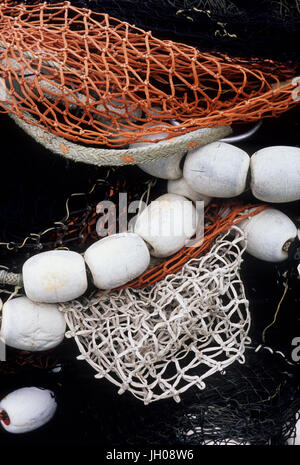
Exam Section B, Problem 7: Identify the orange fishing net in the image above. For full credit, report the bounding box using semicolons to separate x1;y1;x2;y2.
0;1;298;148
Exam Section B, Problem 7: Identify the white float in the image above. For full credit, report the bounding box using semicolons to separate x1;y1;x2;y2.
183;141;250;197
239;209;297;262
23;250;88;303
134;193;198;258
0;296;66;351
167;177;212;205
250;146;300;203
131;122;186;180
84;232;150;290
0;387;57;434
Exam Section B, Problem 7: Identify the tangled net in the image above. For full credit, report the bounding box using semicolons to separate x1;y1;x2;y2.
20;0;300;63
0;160;265;288
69;347;299;445
173;351;300;445
0;167;151;269
0;162;264;378
133;351;300;445
61;225;250;404
0;1;298;152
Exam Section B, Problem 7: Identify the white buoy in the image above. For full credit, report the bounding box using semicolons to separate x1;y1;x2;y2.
131;122;186;180
23;250;88;303
137;150;185;180
239;209;297;262
250;146;300;203
84;232;150;290
183;141;250;197
0;387;57;434
134;193;198;258
0;296;66;351
167;177;212;205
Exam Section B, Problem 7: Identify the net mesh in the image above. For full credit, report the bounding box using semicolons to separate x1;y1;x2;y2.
135;350;300;445
60;225;250;404
20;0;300;63
0;1;299;445
0;1;298;151
0;162;266;288
0;167;151;270
0;162;298;440
0;164;264;375
61;335;300;445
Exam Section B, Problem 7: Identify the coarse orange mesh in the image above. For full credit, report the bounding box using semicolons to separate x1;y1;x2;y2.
0;1;298;148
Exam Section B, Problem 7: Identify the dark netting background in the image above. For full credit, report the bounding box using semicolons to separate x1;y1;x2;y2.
0;105;299;446
21;0;300;65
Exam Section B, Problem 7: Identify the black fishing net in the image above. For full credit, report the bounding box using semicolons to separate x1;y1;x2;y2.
1;345;299;446
21;0;300;63
128;350;300;446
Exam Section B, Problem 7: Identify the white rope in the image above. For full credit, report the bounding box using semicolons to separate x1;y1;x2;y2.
60;225;251;404
8;111;230;166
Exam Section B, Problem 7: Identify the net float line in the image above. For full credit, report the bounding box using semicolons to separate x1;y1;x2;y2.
0;1;298;150
0;197;267;293
91;201;267;293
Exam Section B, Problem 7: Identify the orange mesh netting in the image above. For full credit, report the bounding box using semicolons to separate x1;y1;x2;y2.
0;1;298;148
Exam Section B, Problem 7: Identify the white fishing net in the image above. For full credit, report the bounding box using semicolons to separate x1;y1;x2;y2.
60;225;251;404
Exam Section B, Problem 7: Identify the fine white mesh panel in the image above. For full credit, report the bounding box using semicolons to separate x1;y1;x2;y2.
61;225;250;404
